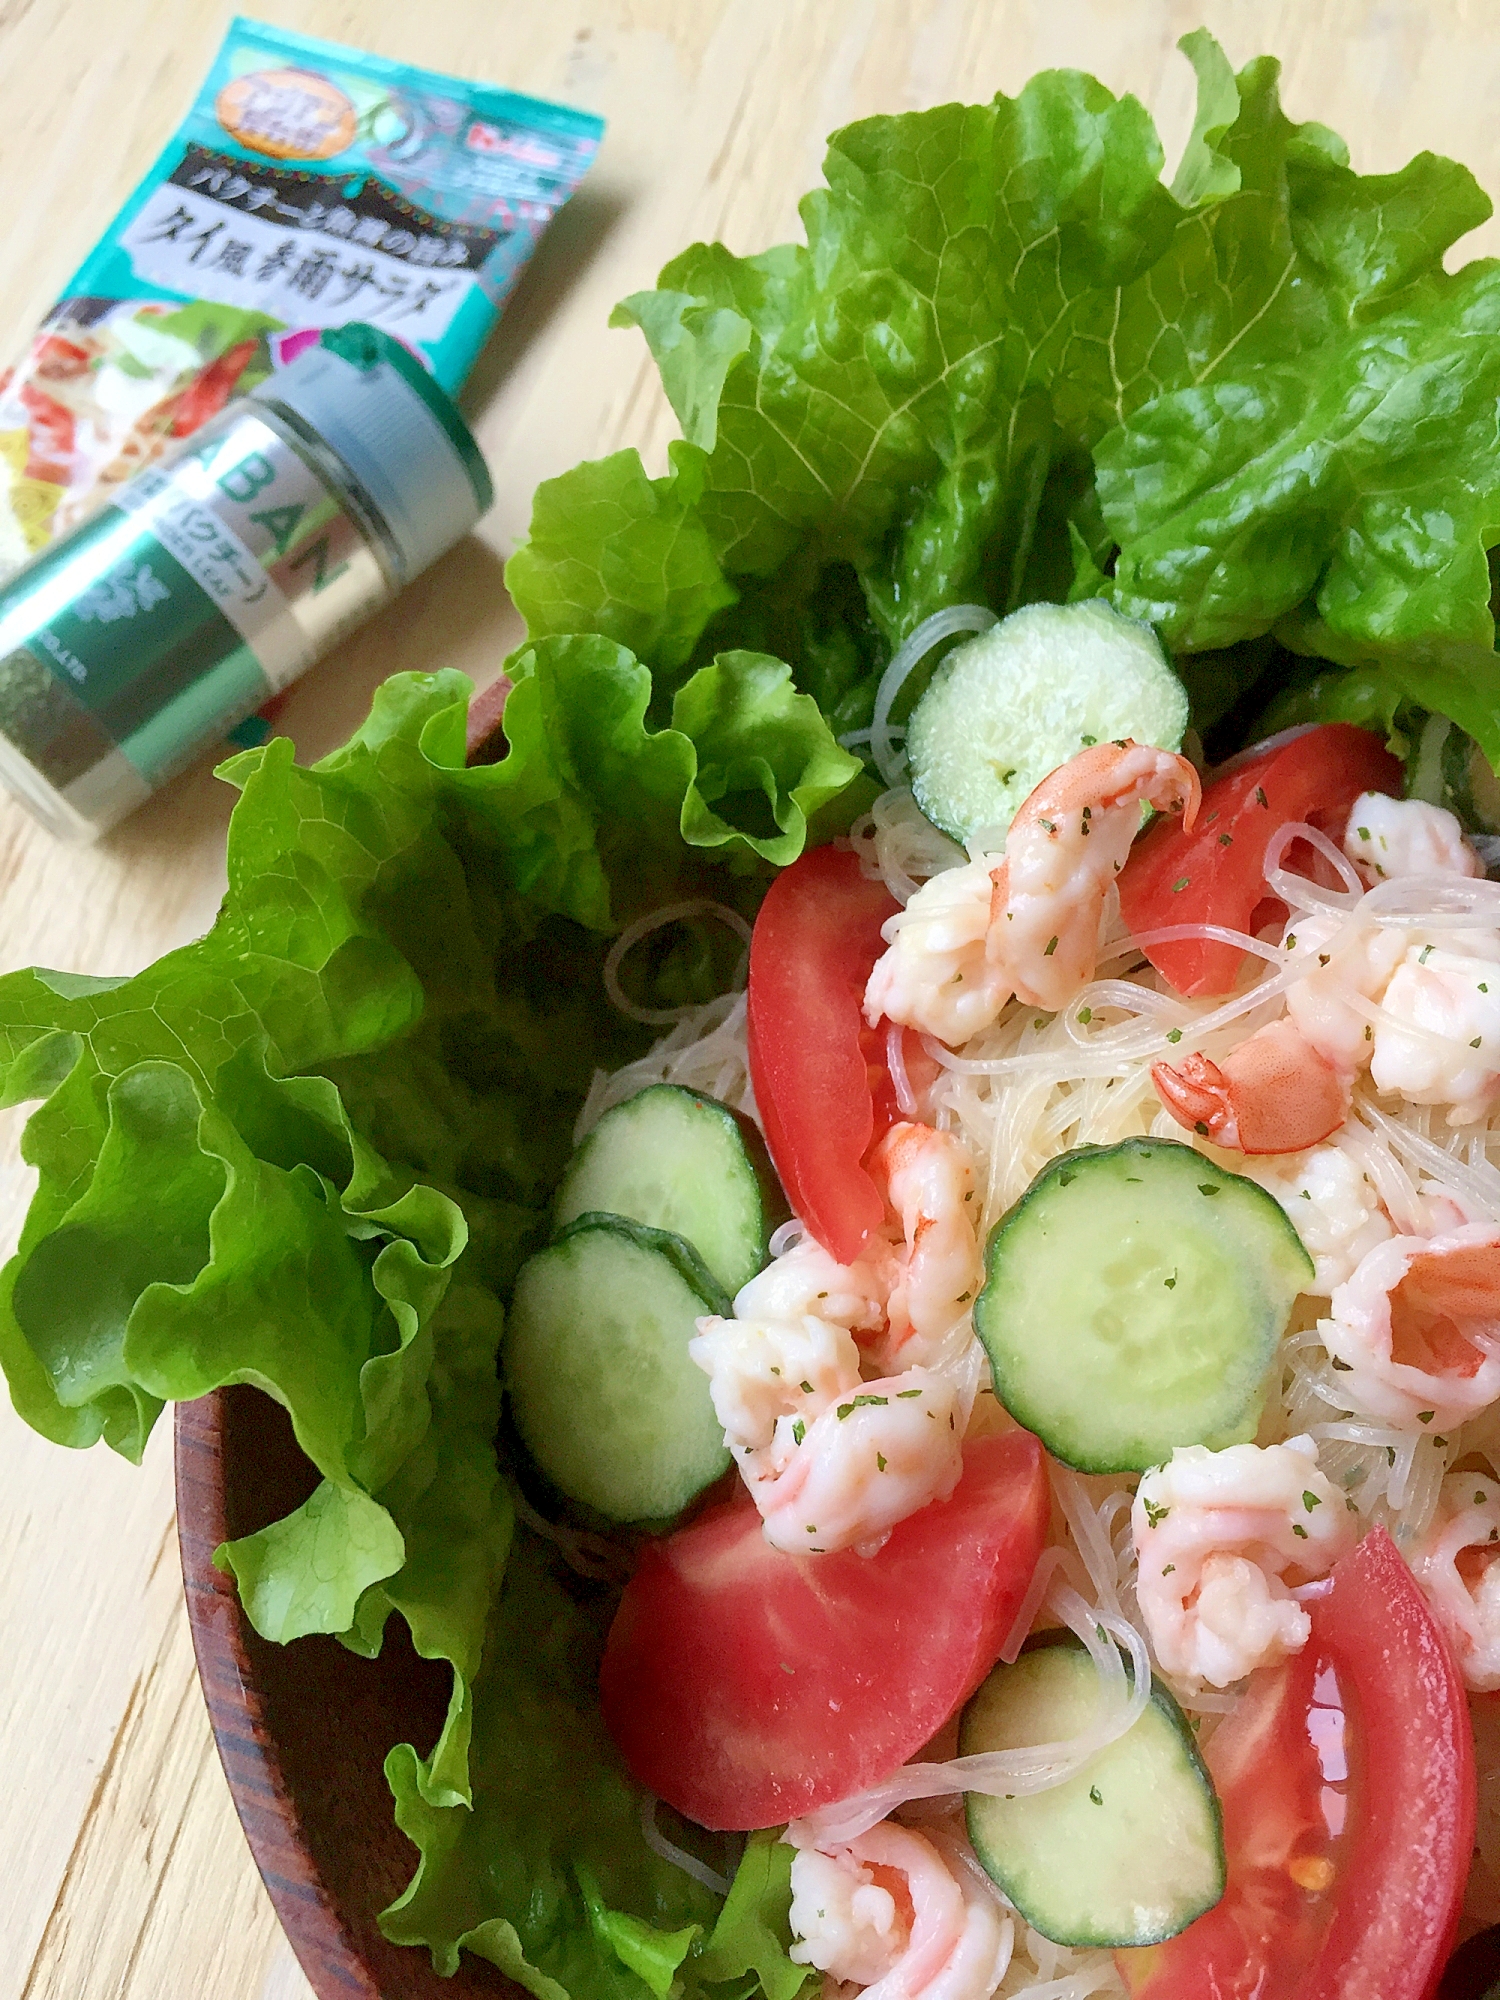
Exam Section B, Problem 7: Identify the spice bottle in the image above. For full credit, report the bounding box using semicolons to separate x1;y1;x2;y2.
0;322;492;838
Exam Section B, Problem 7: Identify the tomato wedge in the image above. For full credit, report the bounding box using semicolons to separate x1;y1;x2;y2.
170;337;260;437
1119;1527;1474;2000
1118;724;1402;997
747;845;899;1263
599;1430;1049;1830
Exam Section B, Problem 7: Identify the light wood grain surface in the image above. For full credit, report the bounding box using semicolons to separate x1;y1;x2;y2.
3;2;1500;1993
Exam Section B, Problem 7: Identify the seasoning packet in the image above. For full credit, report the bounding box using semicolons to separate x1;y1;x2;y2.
0;17;602;573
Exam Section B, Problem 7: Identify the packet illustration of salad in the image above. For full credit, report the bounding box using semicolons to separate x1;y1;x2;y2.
0;17;602;575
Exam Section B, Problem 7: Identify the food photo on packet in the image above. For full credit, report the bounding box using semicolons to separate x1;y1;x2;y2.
9;4;1500;2000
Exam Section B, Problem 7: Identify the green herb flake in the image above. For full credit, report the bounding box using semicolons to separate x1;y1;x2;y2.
1302;1490;1321;1512
1198;1183;1220;1197
1291;1523;1309;1539
897;1388;923;1399
1166;1028;1183;1043
1143;1499;1170;1528
792;1419;805;1445
1255;787;1269;809
877;1453;887;1472
1171;876;1191;893
800;1380;814;1394
1418;1410;1435;1423
1078;1007;1093;1024
1089;1786;1104;1806
1044;934;1059;956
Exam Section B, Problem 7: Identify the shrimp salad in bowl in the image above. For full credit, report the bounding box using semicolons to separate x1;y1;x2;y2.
560;661;1498;2000
12;28;1500;2000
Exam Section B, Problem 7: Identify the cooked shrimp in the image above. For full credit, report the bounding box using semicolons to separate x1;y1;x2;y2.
1321;1226;1500;1428
1152;1016;1351;1155
1343;792;1481;886
1132;1438;1353;1687
1281;909;1407;1078
728;1234;891;1335
789;1823;1012;2000
1370;944;1500;1125
1248;1142;1392;1294
754;1369;963;1555
689;1235;888;1455
865;741;1199;1042
866;1122;981;1371
1413;1471;1500;1691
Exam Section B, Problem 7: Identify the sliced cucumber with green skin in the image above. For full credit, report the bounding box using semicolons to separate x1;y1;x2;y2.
907;600;1189;845
554;1084;788;1297
505;1215;732;1524
974;1138;1312;1473
962;1634;1224;1949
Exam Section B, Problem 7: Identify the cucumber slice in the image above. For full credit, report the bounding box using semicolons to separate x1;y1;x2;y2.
907;600;1189;844
962;1635;1224;1948
974;1138;1312;1473
555;1084;787;1297
505;1215;732;1523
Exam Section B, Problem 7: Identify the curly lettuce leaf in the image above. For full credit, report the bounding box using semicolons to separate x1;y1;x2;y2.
0;642;860;1981
512;34;1500;771
382;1539;809;2000
380;1538;722;1993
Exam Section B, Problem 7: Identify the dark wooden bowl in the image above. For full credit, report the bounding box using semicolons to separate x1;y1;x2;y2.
176;1386;521;1999
174;692;521;1999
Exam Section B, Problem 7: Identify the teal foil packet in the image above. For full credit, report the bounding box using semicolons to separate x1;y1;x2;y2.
0;17;601;572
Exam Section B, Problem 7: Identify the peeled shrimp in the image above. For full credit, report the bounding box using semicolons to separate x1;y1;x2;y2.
690;1137;976;1552
788;1823;1012;2000
866;1122;982;1371
1320;1226;1500;1428
753;1368;963;1555
1132;1438;1353;1687
865;741;1199;1043
1413;1471;1500;1691
1152;1015;1352;1155
1248;1142;1392;1295
1343;792;1481;886
1371;945;1500;1125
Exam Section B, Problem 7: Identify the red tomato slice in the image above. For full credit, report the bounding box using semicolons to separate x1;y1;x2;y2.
1119;1527;1474;2000
599;1430;1049;1830
1118;724;1403;998
19;382;75;485
170;337;260;437
747;846;899;1263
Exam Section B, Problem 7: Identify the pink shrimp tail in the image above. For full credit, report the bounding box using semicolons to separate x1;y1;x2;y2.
1389;1240;1500;1377
1152;1017;1349;1155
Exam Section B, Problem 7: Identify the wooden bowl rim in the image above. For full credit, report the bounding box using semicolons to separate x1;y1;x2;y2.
176;1389;384;1999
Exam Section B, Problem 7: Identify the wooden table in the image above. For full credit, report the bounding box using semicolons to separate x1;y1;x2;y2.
2;0;1500;1992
